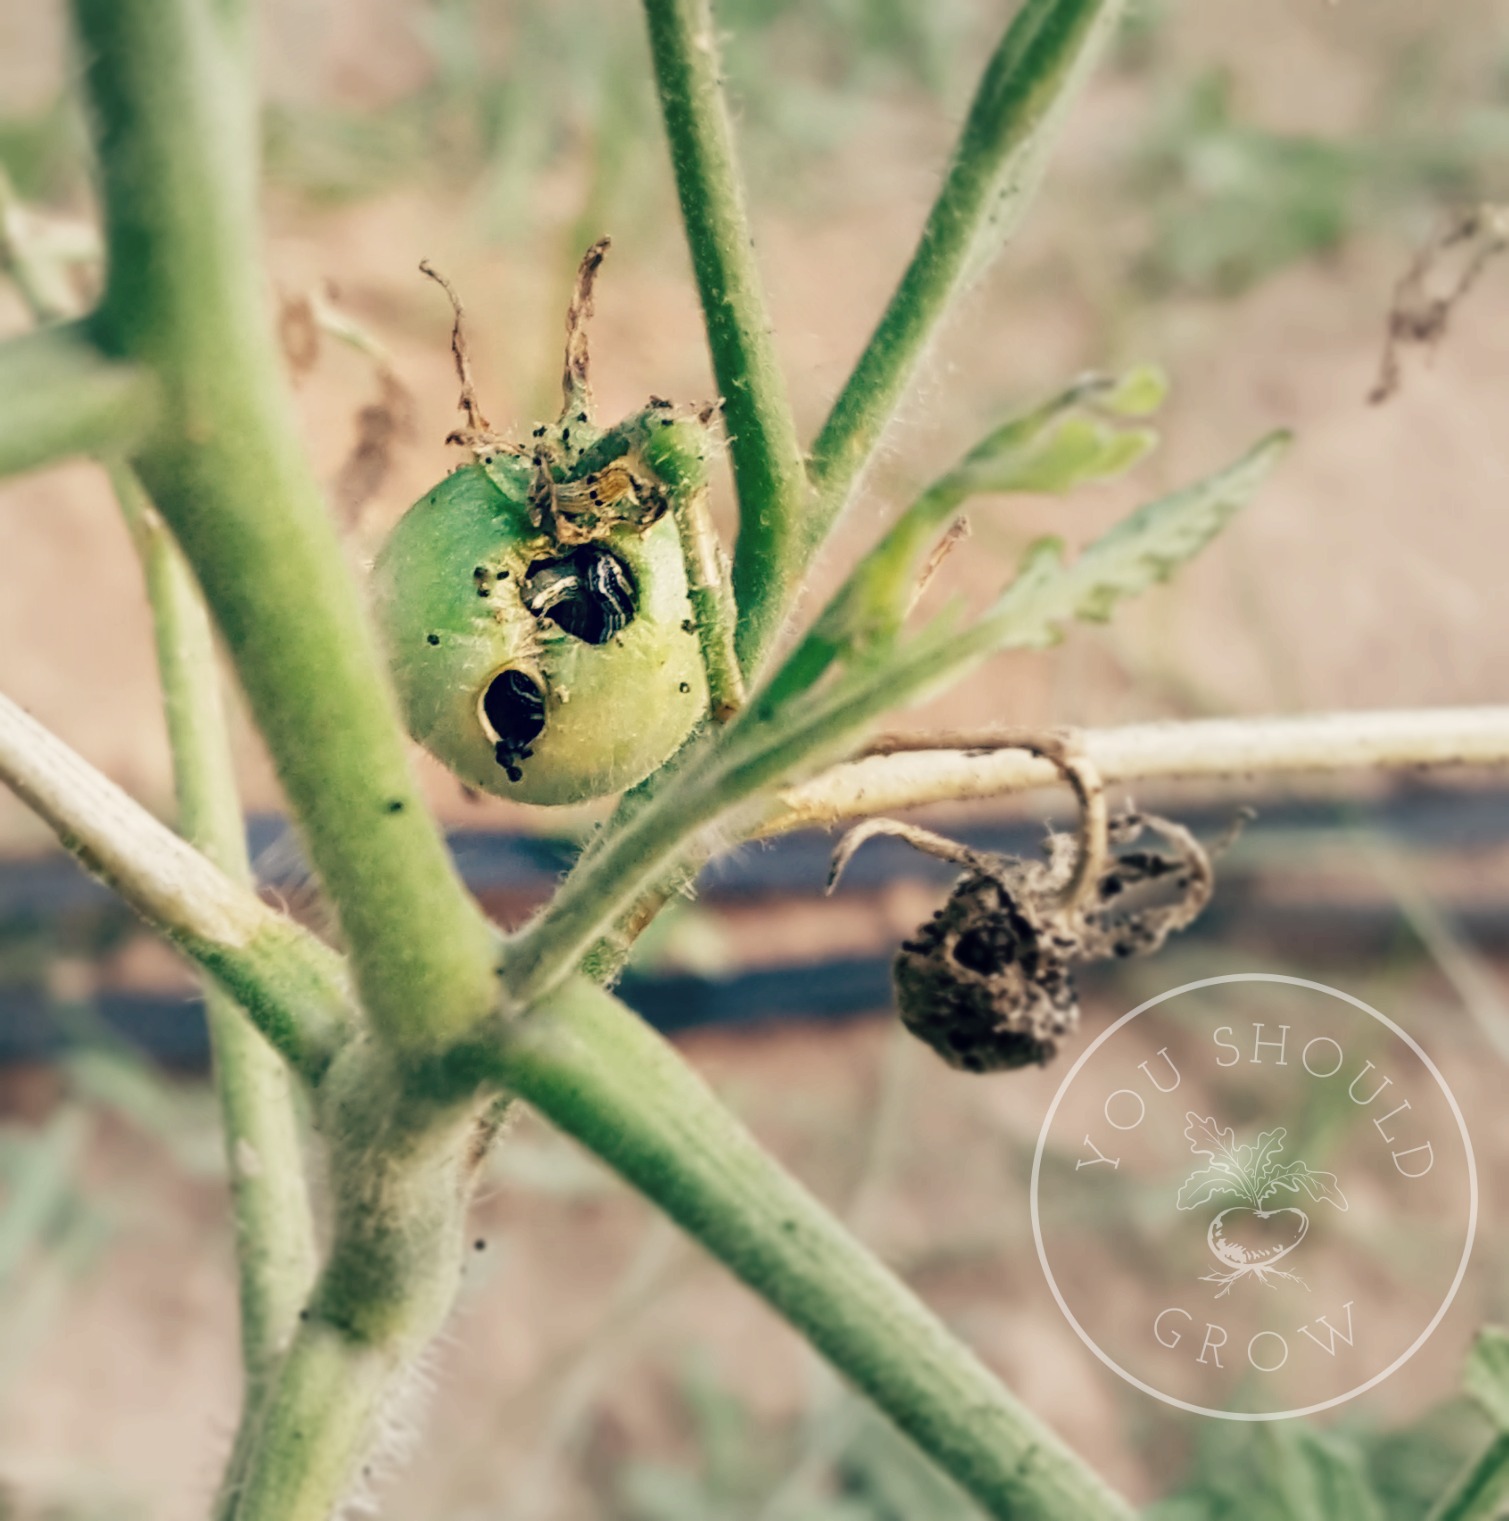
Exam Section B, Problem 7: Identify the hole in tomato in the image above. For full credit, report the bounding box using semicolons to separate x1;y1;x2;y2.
522;546;637;645
480;669;546;782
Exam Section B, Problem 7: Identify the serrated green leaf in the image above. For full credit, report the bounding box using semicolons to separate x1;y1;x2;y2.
759;368;1170;712
736;431;1288;802
954;412;1157;496
979;429;1289;646
1464;1328;1509;1429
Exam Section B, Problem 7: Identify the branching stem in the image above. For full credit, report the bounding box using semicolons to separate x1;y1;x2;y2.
0;689;352;1079
767;707;1509;835
2;166;318;1414
467;978;1134;1521
642;0;809;674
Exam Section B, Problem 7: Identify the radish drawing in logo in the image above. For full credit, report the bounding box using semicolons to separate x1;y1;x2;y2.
1176;1112;1348;1297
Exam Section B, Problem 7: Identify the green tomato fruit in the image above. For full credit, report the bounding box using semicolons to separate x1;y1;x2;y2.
372;447;709;806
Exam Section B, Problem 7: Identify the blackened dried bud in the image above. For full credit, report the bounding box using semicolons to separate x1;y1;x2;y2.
895;864;1081;1072
829;780;1247;1074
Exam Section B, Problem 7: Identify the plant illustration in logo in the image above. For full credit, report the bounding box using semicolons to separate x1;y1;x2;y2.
1176;1112;1349;1296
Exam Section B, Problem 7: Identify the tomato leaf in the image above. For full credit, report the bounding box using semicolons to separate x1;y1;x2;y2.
976;430;1291;647
763;368;1167;707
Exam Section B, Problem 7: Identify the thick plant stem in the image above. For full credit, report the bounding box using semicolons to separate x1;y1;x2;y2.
0;690;352;1079
113;465;317;1402
642;0;809;674
71;0;499;1056
473;979;1132;1521
227;1052;484;1521
219;1321;398;1521
806;0;1123;541
0;322;157;480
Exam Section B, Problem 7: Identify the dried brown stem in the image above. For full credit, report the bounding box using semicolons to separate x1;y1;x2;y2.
829;729;1108;915
562;236;612;419
1370;205;1509;404
420;259;493;442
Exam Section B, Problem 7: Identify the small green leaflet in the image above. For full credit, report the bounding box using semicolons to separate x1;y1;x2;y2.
759;366;1167;711
755;428;1289;762
945;368;1162;497
980;429;1290;648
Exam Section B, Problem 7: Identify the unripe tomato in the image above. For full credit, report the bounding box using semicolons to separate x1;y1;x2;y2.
371;430;710;806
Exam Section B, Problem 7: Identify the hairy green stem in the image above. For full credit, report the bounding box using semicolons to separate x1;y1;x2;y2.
71;0;498;1056
0;690;352;1078
2;166;318;1407
112;465;317;1406
642;0;809;674
671;478;747;722
218;1320;399;1521
0;322;157;479
222;1046;485;1521
806;0;1123;541
471;979;1132;1521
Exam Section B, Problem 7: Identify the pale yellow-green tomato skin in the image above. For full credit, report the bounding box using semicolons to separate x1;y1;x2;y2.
371;461;707;805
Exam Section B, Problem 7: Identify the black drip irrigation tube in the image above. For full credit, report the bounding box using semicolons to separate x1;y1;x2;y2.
3;786;1508;1067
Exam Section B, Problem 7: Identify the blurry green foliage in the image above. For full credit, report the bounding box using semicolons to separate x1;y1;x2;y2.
0;97;87;206
1465;1326;1509;1429
609;1362;985;1521
9;0;1509;308
1145;1397;1490;1521
0;1104;110;1406
1132;71;1356;295
261;0;984;234
1131;54;1509;295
